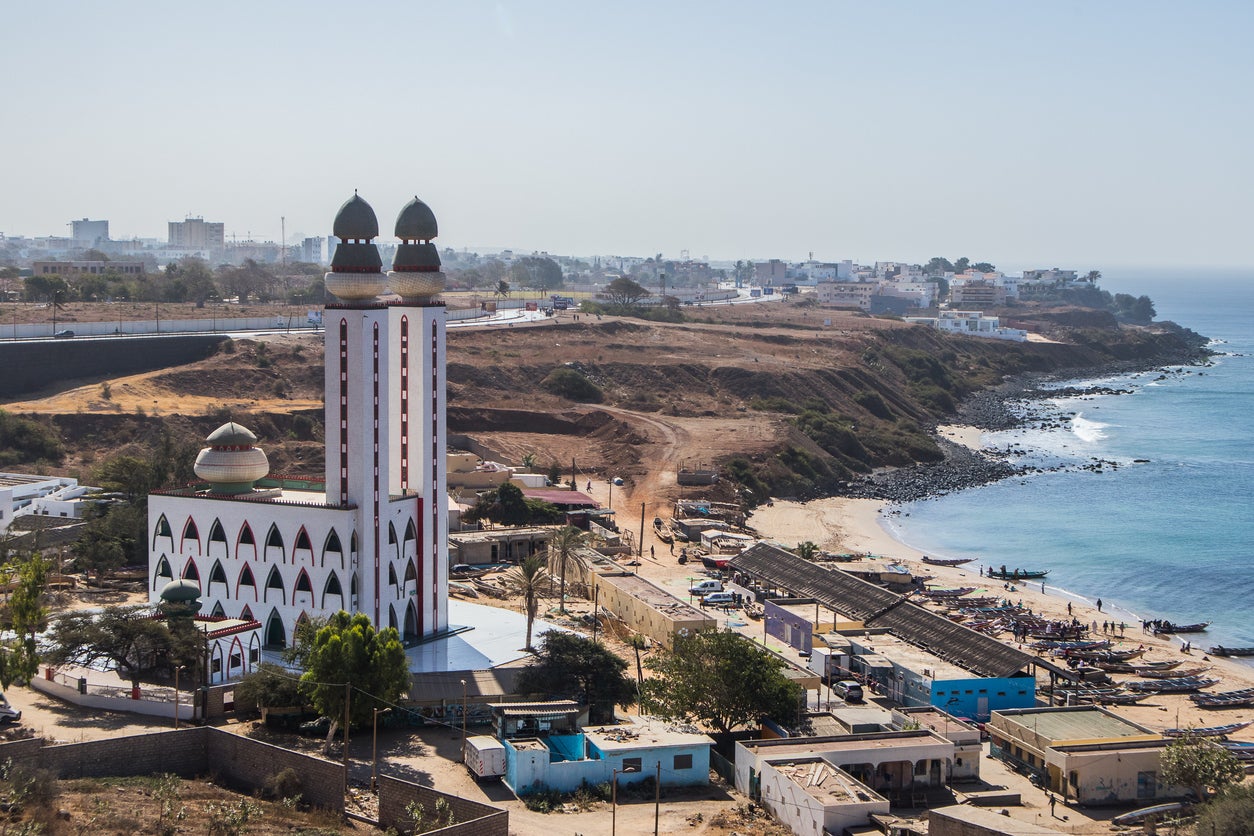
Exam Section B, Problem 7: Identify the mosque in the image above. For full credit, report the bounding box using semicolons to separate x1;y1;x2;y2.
147;193;452;682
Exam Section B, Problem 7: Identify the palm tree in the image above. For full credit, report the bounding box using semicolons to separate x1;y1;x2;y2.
795;541;819;561
521;452;538;470
546;525;589;613
505;554;549;651
626;633;649;711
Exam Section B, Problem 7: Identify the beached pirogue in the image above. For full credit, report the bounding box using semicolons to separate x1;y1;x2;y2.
987;567;1049;580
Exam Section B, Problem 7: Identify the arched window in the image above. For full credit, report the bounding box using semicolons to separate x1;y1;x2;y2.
265;566;285;604
237;564;257;600
404;562;417;584
208;560;228;587
323;572;343;608
181;518;200;554
294;570;313;601
403;520;417;561
265;610;286;649
240;604;255;621
207;519;228;560
388;564;399;587
154;556;173;590
323;530;343;569
182;558;200;582
404;602;418;642
294;527;313;563
265;524;285;562
153;515;174;551
350;574;359;598
388;605;398;631
237;523;257;562
210;601;226;617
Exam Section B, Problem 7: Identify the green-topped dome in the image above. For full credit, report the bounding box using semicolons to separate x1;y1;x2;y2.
159;578;202;603
395;196;438;241
332;192;379;240
206;422;257;447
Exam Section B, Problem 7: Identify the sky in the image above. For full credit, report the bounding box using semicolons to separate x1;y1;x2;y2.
3;1;1252;270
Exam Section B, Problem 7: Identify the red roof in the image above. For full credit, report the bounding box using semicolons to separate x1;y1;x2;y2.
521;489;600;508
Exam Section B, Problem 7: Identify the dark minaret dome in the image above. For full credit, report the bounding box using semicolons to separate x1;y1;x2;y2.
389;195;446;300
328;192;385;300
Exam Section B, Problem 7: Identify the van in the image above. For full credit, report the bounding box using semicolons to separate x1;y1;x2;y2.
832;680;863;703
702;592;736;607
688;579;722;596
0;694;21;724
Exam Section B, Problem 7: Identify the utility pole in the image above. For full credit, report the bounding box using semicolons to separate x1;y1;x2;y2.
571;456;577;490
342;682;351;790
639;502;645;558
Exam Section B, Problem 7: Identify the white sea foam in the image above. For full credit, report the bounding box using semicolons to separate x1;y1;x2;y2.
1071;414;1108;443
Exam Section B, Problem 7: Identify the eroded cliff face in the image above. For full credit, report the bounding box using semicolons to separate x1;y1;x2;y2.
7;304;1208;510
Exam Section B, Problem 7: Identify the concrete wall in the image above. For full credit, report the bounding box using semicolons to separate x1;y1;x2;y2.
0;728;346;814
0;335;226;397
377;775;508;836
929;805;1065;835
586;571;715;648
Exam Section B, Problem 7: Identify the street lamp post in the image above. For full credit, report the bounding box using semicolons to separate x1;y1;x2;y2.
372;707;382;791
460;678;468;760
611;765;640;836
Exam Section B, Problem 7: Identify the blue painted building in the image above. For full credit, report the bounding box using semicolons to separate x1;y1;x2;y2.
491;701;711;795
847;634;1036;721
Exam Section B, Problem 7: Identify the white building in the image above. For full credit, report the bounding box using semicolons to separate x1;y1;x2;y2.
0;473;98;534
148;193;450;664
905;310;1027;341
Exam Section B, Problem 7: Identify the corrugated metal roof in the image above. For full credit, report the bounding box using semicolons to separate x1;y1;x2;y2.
488;699;582;718
731;543;1034;679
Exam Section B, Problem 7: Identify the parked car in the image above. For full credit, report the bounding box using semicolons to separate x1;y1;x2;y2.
702;591;737;607
0;695;20;724
688;579;723;596
53;329;75;339
832;680;864;703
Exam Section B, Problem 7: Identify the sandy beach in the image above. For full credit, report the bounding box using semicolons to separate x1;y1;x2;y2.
747;490;1254;737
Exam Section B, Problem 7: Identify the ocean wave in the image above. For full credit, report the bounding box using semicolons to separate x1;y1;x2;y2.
1071;415;1108;443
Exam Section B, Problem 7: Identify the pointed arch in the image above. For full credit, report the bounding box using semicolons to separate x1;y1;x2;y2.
402;519;417;562
293;569;314;609
181;557;200;583
294;526;313;564
227;636;245;678
210;601;226;617
181;517;200;554
323;572;344;610
236;522;257;562
208;560;228;591
323;529;344;569
264;524;285;563
153;556;173;590
248;631;261;666
237;564;257;600
388;604;398;632
209;641;224;682
153;515;174;552
350;531;359;571
404;601;418;643
403;561;417;584
240;604;255;622
350;573;359;606
388;522;400;562
264;566;285;605
207;519;228;560
388;563;399;587
265;609;286;649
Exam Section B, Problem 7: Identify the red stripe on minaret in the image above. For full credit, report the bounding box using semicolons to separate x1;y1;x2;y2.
401;316;410;491
338;320;349;504
373;323;381;626
431;320;440;631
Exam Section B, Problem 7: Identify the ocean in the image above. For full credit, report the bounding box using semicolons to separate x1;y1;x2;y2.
884;269;1254;656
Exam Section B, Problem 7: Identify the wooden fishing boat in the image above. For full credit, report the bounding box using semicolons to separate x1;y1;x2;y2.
922;556;974;567
1164;721;1252;738
1096;658;1179;674
1062;647;1145;662
1034;638;1109;651
1052;688;1149;706
921;587;976;599
1208;645;1254;657
1126;676;1219;693
1190;688;1254;708
1152;621;1211;634
987;568;1049;580
652;517;674;544
1133;665;1209;679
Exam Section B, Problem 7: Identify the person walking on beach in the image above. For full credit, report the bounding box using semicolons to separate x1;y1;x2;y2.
1096;598;1103;612
1067;602;1072;615
1049;793;1057;817
1120;621;1126;637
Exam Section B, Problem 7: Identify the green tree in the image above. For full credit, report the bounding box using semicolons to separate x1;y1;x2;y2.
72;504;142;582
0;410;64;467
1195;783;1254;836
45;604;179;689
1159;732;1245;802
0;554;48;688
513;631;635;724
794;541;819;561
604;277;650;307
545;526;588;613
494;279;511;300
924;257;954;275
953;256;970;273
94;455;162;502
510;256;563;291
463;482;563;526
234;662;306;710
300;611;409;754
504;554;549;652
643;630;804;739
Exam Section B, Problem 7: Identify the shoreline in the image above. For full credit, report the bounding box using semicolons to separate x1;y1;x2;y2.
748;495;1254;734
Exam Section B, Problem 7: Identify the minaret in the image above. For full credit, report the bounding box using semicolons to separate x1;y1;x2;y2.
323;193;391;626
388;196;448;637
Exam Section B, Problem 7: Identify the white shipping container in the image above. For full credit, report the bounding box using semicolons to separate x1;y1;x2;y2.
463;735;507;779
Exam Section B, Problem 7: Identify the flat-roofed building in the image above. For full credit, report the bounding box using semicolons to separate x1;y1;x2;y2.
756;758;889;836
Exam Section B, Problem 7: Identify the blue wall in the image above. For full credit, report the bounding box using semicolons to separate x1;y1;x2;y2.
931;676;1035;721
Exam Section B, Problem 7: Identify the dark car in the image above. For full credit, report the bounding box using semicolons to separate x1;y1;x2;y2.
53;329;75;339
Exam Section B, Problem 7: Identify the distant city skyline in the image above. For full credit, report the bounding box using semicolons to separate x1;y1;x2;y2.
3;1;1251;270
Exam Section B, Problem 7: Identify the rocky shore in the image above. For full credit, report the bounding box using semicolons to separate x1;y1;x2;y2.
842;349;1215;503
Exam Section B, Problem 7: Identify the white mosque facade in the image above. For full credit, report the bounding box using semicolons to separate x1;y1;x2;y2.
147;194;450;682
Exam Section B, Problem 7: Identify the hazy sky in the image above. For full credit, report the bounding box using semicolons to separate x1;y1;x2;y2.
4;1;1251;270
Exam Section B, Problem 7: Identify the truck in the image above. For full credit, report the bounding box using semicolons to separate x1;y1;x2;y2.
463;735;507;780
807;647;849;685
550;295;576;310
